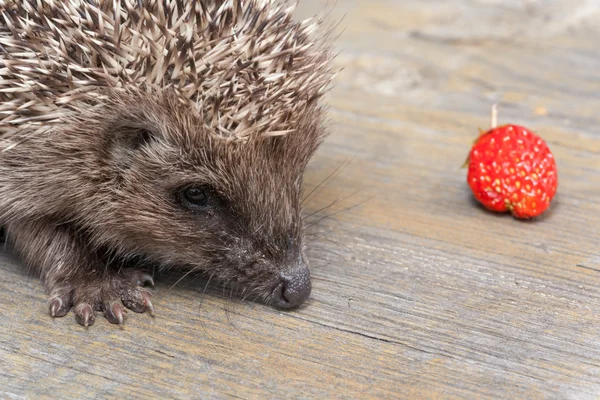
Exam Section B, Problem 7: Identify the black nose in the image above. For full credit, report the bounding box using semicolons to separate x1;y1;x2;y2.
272;266;311;309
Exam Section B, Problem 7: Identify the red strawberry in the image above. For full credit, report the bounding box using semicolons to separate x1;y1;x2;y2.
466;122;558;219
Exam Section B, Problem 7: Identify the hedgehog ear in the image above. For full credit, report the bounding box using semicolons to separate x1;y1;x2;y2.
106;124;157;170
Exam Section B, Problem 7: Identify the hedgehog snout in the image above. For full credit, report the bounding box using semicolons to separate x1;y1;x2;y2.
271;262;311;309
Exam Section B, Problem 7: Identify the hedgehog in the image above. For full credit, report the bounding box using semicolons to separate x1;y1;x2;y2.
0;0;336;327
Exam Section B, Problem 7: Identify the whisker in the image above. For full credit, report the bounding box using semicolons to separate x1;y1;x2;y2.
305;195;374;231
308;247;345;258
202;270;217;296
194;289;216;342
301;154;355;207
222;284;242;333
303;187;362;221
311;237;354;252
168;267;198;291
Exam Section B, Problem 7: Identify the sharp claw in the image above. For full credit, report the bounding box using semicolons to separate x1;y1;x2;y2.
76;305;95;327
142;292;155;316
138;273;154;287
116;308;124;325
123;290;153;314
105;303;126;325
129;272;154;287
83;306;92;327
49;295;70;318
49;298;61;317
144;274;155;287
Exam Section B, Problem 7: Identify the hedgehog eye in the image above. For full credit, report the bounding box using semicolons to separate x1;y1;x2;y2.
182;187;208;207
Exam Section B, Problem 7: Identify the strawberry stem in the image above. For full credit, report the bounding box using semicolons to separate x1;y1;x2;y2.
462;104;499;169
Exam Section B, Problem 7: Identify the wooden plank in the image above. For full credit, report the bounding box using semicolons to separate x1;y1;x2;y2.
3;0;600;398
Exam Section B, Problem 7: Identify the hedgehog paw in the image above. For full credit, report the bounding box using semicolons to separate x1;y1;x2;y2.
48;269;155;327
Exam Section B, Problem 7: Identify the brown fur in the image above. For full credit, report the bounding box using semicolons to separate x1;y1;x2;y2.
0;0;335;326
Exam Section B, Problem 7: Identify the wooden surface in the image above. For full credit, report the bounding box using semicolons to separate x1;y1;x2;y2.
3;0;600;398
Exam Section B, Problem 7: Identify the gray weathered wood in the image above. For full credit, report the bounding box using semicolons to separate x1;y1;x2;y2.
2;0;600;398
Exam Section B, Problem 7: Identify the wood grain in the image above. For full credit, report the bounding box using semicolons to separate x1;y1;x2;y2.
3;0;600;398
